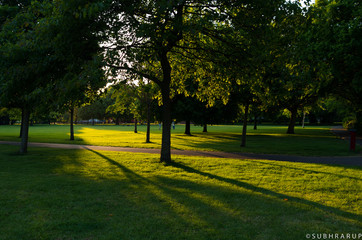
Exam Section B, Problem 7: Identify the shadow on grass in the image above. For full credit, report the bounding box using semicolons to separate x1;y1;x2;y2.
169;161;362;223
252;160;362;180
88;148;361;224
174;131;358;156
0;145;361;240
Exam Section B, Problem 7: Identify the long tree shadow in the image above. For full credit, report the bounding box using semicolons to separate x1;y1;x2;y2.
86;148;361;223
169;161;361;223
251;160;362;181
83;149;361;237
2;145;360;239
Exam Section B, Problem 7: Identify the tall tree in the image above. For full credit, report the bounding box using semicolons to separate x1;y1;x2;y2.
0;1;106;152
313;0;362;132
255;1;330;134
104;0;231;163
0;1;59;153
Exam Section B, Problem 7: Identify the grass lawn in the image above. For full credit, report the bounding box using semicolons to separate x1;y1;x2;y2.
0;124;360;156
0;145;361;240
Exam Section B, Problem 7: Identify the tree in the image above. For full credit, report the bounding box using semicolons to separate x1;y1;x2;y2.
104;0;240;163
255;1;330;134
108;80;157;141
42;0;106;140
0;1;106;152
0;1;59;153
313;0;362;132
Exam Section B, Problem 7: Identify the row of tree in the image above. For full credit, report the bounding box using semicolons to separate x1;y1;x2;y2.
1;0;361;163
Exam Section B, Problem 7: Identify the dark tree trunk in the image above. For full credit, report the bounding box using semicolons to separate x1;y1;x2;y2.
287;108;298;134
70;107;74;141
20;108;30;154
159;52;172;164
203;123;207;133
115;116;120;125
240;103;249;147
160;86;171;163
253;113;258;130
185;119;191;135
146;101;151;143
19;108;25;138
134;118;138;133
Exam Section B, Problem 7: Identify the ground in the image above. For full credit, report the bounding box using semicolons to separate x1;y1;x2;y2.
0;124;360;239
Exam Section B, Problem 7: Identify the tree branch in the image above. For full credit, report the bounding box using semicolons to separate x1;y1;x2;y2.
108;64;161;85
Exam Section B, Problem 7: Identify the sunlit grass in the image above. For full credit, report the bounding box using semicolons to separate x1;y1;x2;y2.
0;145;360;239
0;124;360;156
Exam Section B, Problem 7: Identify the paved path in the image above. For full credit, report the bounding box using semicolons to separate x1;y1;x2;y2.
1;140;361;167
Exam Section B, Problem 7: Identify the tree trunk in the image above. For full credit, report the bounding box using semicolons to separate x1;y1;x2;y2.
159;52;172;164
146;101;151;143
19;108;25;138
20;108;30;154
203;123;207;133
240;103;249;147
185;119;191;135
134;118;138;133
287;108;297;134
70;107;74;141
253;114;258;130
115;116;120;125
302;111;306;128
160;86;171;163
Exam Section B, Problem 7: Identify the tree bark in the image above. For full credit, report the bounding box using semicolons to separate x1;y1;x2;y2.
146;101;151;143
160;86;171;163
19;108;25;138
185;119;191;135
203;123;207;133
20;108;30;154
240;103;249;147
70;107;74;141
287;108;297;134
253;113;258;130
134;118;138;133
301;111;306;128
159;52;172;163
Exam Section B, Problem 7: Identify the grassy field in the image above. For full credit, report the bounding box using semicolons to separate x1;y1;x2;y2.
0;145;361;240
0;124;360;156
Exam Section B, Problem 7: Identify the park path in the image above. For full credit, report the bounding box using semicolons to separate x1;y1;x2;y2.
0;139;361;167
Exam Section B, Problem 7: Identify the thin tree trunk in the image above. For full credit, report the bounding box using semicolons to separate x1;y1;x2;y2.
287;108;297;134
185;119;191;135
115;116;120;125
253;113;258;130
203;123;207;133
302;111;306;128
19;108;25;138
20;108;30;154
134;118;138;133
146;101;151;143
70;107;74;141
240;103;249;147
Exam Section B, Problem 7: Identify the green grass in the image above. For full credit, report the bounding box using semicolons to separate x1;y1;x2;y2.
0;124;360;156
0;145;360;240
